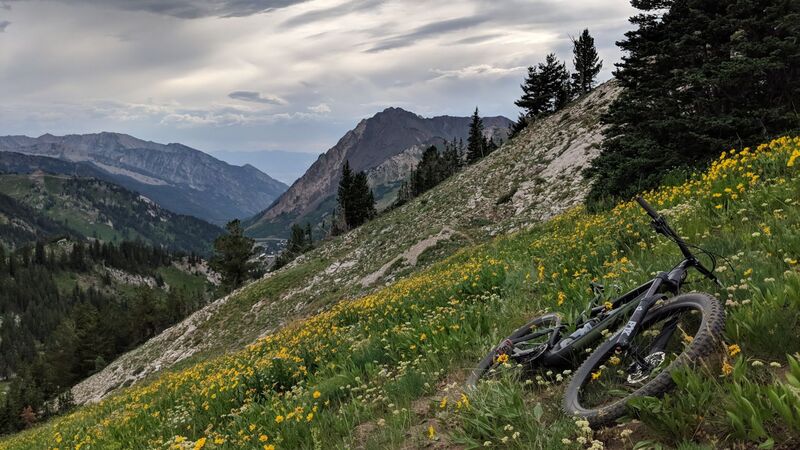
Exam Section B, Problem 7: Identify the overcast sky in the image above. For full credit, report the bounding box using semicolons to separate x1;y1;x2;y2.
0;0;636;166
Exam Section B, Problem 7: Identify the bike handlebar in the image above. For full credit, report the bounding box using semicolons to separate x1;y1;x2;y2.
634;198;724;287
635;197;659;219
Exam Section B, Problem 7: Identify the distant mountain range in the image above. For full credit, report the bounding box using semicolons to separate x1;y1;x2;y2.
244;107;512;237
0;133;288;225
0;172;222;254
210;149;319;185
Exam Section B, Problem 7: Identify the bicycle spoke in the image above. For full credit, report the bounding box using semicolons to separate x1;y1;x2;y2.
577;306;702;410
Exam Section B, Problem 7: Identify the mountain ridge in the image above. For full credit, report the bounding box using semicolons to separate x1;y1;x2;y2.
0;172;222;255
0;132;288;225
245;107;512;237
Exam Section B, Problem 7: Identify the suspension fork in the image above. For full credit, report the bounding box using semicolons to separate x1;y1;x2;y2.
615;275;671;351
649;316;679;355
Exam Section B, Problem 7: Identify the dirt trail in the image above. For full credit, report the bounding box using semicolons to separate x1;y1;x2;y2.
360;227;459;287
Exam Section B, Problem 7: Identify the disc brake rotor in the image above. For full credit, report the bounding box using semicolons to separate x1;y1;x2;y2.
626;351;666;384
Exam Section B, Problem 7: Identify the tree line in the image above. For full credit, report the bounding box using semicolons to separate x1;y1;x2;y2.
511;28;603;137
0;240;208;435
584;0;800;205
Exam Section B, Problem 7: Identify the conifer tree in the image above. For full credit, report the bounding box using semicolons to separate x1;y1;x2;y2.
538;53;572;111
514;66;548;118
273;223;314;270
585;0;800;204
571;28;602;94
334;161;376;232
508;113;529;138
209;219;254;290
513;53;572;133
466;107;486;163
348;171;376;227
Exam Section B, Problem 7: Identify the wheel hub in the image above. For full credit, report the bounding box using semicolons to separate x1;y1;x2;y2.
626;351;666;384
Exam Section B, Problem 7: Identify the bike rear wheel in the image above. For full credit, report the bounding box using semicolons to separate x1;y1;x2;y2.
563;293;724;426
466;313;561;388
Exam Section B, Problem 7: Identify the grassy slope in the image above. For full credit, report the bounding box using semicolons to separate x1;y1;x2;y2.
0;174;221;254
2;135;799;449
67;81;622;406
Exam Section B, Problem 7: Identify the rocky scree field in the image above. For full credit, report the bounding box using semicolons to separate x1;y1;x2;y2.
2;134;799;449
67;80;623;407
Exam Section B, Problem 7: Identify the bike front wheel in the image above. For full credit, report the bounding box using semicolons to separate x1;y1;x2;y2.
563;293;724;426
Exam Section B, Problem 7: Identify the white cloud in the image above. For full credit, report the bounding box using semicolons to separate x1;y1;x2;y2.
0;0;637;153
229;91;288;105
431;64;527;80
308;103;331;113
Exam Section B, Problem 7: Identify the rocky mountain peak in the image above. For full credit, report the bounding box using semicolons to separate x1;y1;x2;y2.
244;108;512;237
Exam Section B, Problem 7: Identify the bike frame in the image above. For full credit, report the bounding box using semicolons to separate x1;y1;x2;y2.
538;258;695;368
523;197;720;369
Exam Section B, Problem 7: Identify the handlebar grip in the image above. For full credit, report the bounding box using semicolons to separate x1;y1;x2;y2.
635;197;659;219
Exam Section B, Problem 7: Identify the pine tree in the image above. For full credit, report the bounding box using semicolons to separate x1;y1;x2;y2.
513;53;572;132
585;0;800;205
333;161;377;232
571;28;602;94
508;113;529;138
348;171;376;228
209;219;254;290
538;53;572;111
466;107;486;163
514;66;548;118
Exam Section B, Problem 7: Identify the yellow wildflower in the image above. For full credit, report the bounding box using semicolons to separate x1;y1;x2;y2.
722;360;734;376
428;425;436;440
557;291;566;306
193;437;207;450
259;435;268;442
275;415;284;424
313;390;321;399
728;344;741;357
495;353;509;364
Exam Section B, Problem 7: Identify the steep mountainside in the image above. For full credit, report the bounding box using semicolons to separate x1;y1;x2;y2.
70;81;620;405
0;192;75;248
244;108;511;237
0;133;288;224
0;173;222;254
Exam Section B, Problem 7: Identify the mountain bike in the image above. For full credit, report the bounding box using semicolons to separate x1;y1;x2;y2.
467;197;726;426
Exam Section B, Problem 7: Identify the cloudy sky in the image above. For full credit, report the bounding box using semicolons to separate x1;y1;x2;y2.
0;0;636;177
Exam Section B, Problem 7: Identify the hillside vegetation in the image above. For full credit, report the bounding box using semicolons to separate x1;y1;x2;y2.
66;81;621;406
0;173;221;255
2;132;798;448
0;239;217;436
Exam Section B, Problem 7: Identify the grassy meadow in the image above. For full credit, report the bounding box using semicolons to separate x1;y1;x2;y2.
2;136;800;449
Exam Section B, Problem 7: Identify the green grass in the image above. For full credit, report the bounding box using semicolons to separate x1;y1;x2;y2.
157;266;209;293
2;137;799;449
52;272;80;295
